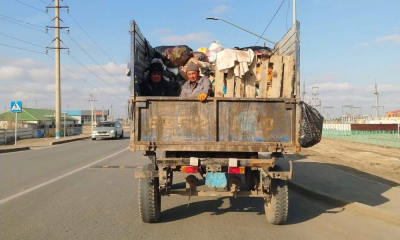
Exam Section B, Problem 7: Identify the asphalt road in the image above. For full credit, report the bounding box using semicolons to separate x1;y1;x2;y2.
1;136;399;240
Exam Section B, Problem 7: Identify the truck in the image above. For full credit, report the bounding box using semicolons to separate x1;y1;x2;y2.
128;20;301;225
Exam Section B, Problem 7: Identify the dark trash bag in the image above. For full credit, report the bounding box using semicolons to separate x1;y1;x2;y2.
299;101;324;148
154;45;193;68
192;51;209;62
240;46;272;56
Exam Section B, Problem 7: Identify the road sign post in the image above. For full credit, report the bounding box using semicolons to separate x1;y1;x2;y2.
11;101;22;145
15;112;17;145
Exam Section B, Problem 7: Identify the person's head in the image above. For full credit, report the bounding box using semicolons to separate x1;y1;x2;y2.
149;62;163;83
186;62;200;83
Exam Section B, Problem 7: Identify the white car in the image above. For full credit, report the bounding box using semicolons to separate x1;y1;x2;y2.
91;121;124;140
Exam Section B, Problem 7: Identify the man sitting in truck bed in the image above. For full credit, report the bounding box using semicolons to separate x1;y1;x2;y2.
140;62;175;96
180;62;213;101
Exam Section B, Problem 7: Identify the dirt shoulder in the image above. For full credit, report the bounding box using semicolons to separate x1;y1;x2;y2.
302;138;400;186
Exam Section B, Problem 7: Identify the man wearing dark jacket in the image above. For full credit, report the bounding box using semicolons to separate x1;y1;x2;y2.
140;62;174;96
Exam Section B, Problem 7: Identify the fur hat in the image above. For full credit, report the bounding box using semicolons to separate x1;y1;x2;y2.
149;62;163;74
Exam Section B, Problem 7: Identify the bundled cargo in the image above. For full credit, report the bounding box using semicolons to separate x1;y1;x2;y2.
192;51;209;62
207;41;224;63
299;102;324;148
154;45;193;68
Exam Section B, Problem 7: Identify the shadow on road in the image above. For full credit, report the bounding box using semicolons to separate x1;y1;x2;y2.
280;153;397;209
160;152;398;224
160;190;342;225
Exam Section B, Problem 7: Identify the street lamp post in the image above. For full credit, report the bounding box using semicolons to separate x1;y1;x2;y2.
206;17;276;45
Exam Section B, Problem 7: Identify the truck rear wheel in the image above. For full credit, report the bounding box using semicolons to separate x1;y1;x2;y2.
139;164;161;223
264;179;288;225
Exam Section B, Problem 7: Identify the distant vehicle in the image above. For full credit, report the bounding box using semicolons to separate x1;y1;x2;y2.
91;121;124;140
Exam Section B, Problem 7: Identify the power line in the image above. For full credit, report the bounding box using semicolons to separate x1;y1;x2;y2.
0;88;83;102
0;17;47;33
63;10;125;72
0;32;46;48
46;55;125;100
38;0;50;5
64;32;128;89
0;81;86;100
255;0;286;45
68;53;127;94
0;43;45;54
14;0;47;13
0;14;44;29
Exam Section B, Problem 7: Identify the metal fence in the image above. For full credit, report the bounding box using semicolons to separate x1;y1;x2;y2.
322;125;400;149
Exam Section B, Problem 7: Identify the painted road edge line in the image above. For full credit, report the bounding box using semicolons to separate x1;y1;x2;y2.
0;148;128;205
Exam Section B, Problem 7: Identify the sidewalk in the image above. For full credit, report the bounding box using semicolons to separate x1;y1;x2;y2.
0;134;90;153
272;152;400;225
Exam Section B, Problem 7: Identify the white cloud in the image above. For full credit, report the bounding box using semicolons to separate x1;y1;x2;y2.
309;72;336;84
373;34;400;45
360;34;400;47
0;66;24;80
44;84;75;92
159;31;214;45
29;68;53;83
313;82;355;93
212;4;230;14
152;28;174;36
0;57;43;68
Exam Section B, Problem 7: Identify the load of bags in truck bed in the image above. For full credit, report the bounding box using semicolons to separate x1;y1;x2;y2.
146;40;279;97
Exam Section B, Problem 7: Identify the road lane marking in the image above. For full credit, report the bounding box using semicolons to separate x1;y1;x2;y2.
0;148;128;205
90;165;136;169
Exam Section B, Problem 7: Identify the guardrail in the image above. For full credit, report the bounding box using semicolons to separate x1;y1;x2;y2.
323;124;400;149
0;128;34;144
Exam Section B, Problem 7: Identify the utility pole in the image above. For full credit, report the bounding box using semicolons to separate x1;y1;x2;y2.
371;80;384;119
342;105;354;123
323;106;334;120
293;0;297;25
88;94;97;135
36;99;37;109
102;105;104;121
46;0;69;139
311;86;321;112
125;104;128;125
110;104;113;121
301;81;306;102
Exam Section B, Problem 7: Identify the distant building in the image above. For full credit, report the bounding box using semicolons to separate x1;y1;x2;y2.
385;109;400;117
62;110;109;125
0;108;78;129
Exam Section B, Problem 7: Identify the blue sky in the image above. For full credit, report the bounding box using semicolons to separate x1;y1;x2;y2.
0;0;399;118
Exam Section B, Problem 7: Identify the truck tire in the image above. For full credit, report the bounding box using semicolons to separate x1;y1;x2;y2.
139;164;161;223
264;179;288;225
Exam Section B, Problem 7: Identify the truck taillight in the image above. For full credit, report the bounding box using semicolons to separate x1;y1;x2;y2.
181;166;198;173
228;167;245;174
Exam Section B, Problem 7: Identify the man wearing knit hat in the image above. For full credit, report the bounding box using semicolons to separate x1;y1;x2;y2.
180;62;212;101
140;62;174;96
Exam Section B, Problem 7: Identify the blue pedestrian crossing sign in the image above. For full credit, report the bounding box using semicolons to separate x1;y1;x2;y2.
10;101;22;113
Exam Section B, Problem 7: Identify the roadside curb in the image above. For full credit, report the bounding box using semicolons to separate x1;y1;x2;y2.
0;147;30;154
50;136;90;145
288;181;400;226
